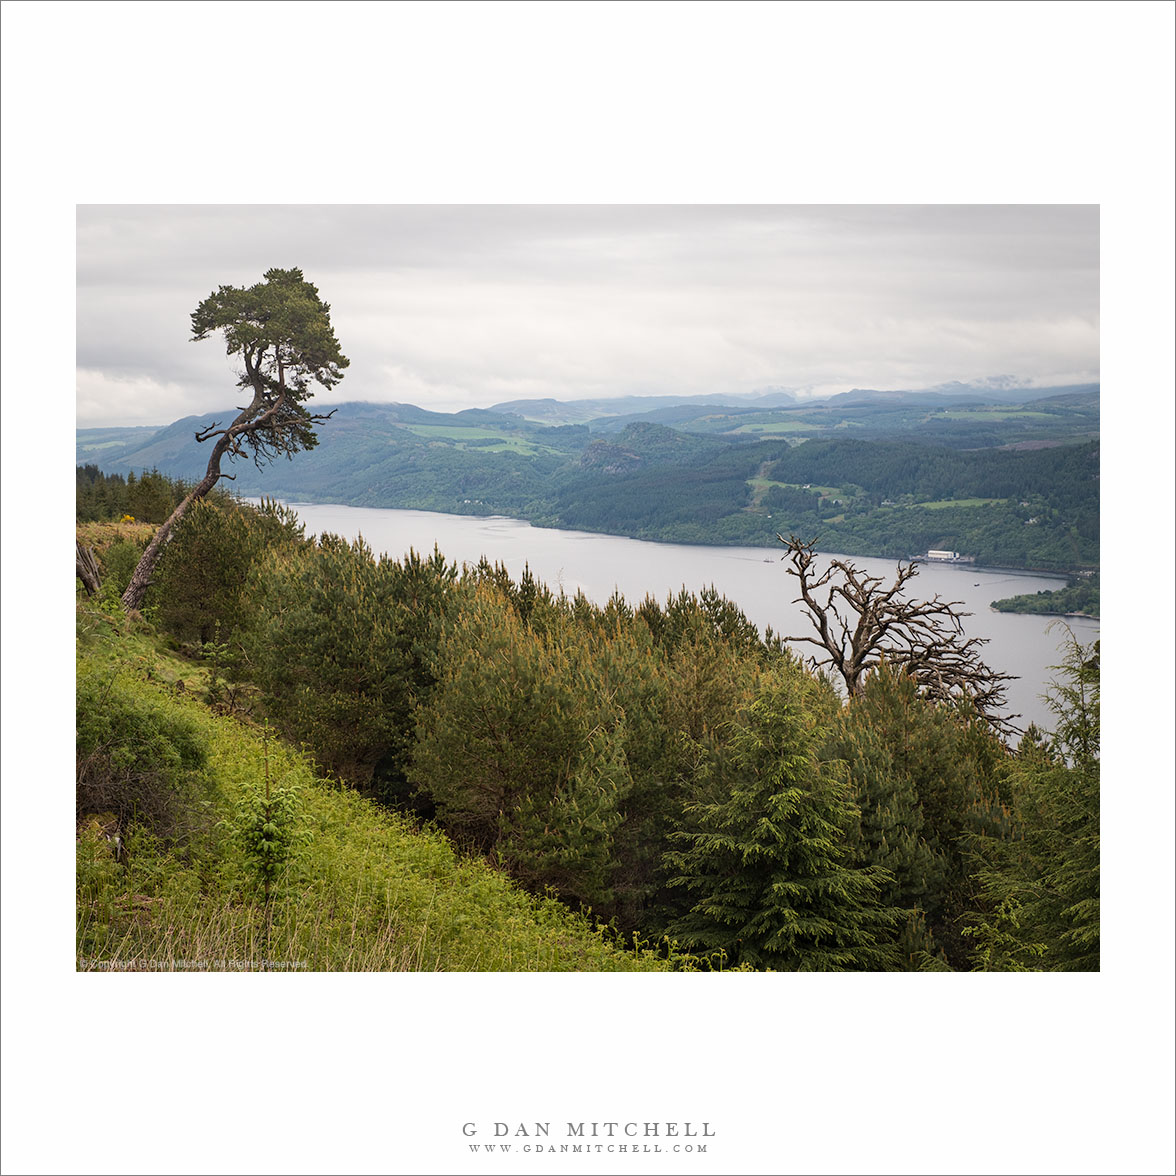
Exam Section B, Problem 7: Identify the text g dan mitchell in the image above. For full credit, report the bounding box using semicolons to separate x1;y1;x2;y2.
462;1122;715;1139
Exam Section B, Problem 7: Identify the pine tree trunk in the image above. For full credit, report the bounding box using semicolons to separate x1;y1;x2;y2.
118;367;302;613
120;468;221;611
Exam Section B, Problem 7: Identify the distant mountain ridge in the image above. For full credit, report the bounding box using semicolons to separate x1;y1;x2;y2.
76;382;1100;474
825;382;1099;407
80;380;1098;441
488;381;1098;423
488;387;801;424
75;384;1099;573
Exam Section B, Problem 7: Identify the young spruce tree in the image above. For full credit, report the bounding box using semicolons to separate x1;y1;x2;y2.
663;664;900;971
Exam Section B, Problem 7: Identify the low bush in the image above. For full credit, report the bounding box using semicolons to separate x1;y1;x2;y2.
76;662;215;842
97;537;149;600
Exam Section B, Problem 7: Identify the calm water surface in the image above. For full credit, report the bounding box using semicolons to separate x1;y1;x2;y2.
276;502;1100;734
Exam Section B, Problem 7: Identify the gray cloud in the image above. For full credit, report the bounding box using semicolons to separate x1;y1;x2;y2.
76;205;1099;426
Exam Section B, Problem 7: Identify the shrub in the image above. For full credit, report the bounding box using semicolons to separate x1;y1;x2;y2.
410;583;626;912
98;537;149;599
150;497;306;646
76;665;213;840
247;537;459;800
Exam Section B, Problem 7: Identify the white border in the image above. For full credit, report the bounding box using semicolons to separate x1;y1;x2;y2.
3;3;1173;1174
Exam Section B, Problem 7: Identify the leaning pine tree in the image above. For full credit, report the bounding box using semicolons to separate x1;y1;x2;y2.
664;665;901;971
121;268;348;611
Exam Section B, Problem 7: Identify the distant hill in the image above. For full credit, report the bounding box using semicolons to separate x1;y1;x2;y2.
489;387;801;424
588;384;1100;446
76;385;1100;482
825;382;1099;407
488;381;1097;424
76;386;1099;573
75;425;167;465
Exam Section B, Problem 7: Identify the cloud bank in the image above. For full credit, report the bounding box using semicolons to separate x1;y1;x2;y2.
76;205;1099;426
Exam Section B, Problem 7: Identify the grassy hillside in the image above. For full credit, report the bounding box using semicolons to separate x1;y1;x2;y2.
75;596;674;972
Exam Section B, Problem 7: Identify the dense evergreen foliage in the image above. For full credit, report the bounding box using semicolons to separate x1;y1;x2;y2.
411;583;627;911
966;635;1100;970
663;669;902;970
151;497;307;646
77;495;1099;970
76;464;202;524
823;666;1013;966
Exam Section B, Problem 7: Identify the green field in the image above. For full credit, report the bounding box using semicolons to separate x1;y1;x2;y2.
747;479;1001;513
938;410;1055;422
729;420;821;435
746;477;845;507
402;424;511;439
747;475;842;491
918;497;1001;510
769;480;841;496
401;423;556;455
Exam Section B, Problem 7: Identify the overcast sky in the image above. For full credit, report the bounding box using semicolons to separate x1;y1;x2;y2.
76;204;1098;427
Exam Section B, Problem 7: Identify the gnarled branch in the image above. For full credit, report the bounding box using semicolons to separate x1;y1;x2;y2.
778;534;1018;734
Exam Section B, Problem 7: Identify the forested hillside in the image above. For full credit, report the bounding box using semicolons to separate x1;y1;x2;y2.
77;388;1100;572
589;385;1100;449
77;493;1100;971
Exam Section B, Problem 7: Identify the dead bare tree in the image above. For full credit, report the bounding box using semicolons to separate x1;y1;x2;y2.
76;540;102;596
778;534;1018;732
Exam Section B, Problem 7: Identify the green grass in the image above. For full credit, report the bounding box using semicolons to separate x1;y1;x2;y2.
75;601;675;972
917;498;1000;510
403;424;511;440
746;477;843;507
748;479;841;495
729;420;820;434
937;410;1055;421
458;439;555;455
400;423;558;456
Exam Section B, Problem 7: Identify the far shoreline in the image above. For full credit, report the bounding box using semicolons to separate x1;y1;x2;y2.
247;493;1096;581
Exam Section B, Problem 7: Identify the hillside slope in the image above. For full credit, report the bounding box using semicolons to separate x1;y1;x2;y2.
76;601;673;972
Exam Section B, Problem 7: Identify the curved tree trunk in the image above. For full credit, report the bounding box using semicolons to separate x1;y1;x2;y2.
118;388;266;612
119;466;223;611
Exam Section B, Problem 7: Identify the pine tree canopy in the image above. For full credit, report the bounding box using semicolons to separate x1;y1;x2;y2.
190;267;349;462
